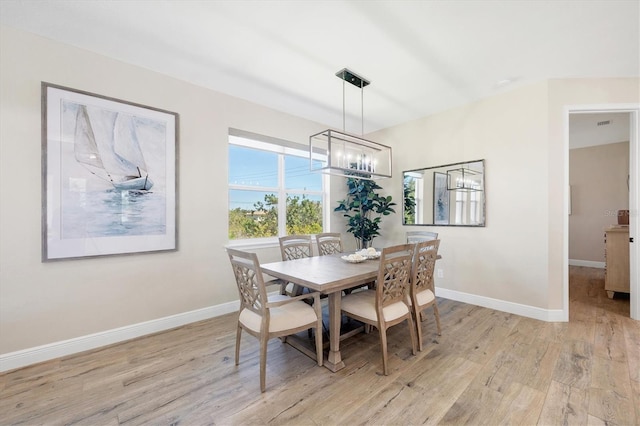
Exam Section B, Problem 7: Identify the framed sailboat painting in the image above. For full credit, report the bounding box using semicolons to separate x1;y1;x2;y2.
42;83;178;261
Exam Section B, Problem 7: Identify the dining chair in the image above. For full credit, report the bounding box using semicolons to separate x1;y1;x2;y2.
279;235;314;296
316;232;375;295
227;248;323;393
340;243;417;375
406;230;439;243
315;232;343;256
410;239;442;350
407;230;442;266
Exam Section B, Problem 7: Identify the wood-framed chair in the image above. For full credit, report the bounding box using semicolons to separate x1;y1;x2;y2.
410;239;442;350
407;230;442;265
406;231;438;243
227;248;323;393
315;232;343;256
278;235;314;296
316;232;372;294
340;244;417;375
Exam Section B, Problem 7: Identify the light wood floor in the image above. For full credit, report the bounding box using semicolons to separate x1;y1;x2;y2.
1;266;638;425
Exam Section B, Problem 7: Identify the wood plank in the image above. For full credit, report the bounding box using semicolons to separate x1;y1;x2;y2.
588;355;637;425
588;387;636;425
630;377;640;426
1;266;637;425
552;339;593;389
594;309;628;362
622;315;640;382
486;381;546;425
538;380;589;425
397;355;482;425
438;381;504;425
514;339;562;392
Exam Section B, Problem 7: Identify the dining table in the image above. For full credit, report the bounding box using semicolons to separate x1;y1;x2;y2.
261;253;379;372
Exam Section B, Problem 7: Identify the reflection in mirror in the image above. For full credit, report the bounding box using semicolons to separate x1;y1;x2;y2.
403;159;485;226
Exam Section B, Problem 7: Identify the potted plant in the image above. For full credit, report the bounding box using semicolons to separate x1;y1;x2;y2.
334;177;396;250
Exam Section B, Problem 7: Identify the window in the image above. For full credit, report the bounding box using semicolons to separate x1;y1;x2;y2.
455;191;464;224
469;190;479;223
228;132;327;243
454;190;480;225
403;173;423;225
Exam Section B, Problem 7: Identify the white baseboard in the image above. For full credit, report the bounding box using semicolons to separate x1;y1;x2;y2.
0;299;240;373
0;288;566;373
435;288;566;322
569;259;605;268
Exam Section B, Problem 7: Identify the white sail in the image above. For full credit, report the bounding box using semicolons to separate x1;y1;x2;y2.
74;105;153;190
74;105;108;179
113;114;147;177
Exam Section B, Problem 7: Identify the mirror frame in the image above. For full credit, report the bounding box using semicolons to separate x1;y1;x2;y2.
402;159;486;227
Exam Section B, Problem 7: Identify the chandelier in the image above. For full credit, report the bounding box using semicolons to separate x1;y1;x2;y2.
310;69;392;179
446;166;483;191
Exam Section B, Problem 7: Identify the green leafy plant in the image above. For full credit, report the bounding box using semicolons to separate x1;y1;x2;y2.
335;177;396;249
228;194;322;239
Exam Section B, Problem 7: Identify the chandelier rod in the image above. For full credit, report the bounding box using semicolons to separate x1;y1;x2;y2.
342;78;346;133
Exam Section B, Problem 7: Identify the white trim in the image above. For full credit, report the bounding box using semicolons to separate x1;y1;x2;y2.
436;288;565;322
229;128;308;153
0;300;239;373
563;107;571;322
565;104;639;321
569;259;605;269
436;288;564;322
630;110;640;320
2;283;565;373
225;238;280;250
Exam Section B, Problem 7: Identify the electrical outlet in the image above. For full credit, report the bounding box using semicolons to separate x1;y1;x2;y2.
437;269;444;278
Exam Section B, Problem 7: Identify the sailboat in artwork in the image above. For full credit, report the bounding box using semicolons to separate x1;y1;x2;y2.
74;105;154;191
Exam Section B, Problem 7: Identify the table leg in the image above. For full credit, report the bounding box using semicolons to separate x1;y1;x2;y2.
324;291;346;372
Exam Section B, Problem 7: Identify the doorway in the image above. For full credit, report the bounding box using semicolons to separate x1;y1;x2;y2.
568;112;631;316
564;105;639;321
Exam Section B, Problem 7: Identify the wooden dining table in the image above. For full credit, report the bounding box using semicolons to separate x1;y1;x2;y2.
261;253;379;372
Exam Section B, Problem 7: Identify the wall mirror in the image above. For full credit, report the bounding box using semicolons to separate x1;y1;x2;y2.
403;159;485;226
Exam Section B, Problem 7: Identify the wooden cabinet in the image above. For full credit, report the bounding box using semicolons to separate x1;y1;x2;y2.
604;226;630;298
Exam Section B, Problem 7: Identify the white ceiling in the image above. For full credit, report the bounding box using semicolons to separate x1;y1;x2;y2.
1;0;639;134
570;112;631;149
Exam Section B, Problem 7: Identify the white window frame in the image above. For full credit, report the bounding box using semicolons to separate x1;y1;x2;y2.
227;134;329;248
455;190;465;224
470;190;479;224
415;177;424;223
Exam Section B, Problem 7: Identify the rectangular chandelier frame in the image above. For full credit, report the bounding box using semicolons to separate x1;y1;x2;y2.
446;167;483;191
310;129;392;179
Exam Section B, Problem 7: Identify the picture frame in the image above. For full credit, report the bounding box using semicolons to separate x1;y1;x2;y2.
433;172;449;225
42;82;179;261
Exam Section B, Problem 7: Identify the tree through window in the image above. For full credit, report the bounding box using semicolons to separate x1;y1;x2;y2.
228;133;326;242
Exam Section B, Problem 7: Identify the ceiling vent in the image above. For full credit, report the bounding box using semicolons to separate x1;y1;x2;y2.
597;120;611;126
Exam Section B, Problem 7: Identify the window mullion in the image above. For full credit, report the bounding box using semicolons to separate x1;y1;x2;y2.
322;173;330;232
228;134;326;243
278;154;286;236
228;184;279;192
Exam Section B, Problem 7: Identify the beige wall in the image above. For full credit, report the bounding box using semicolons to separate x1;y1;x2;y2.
0;26;328;354
547;78;639;308
369;78;638;312
370;82;551;308
1;25;638;358
569;142;630;262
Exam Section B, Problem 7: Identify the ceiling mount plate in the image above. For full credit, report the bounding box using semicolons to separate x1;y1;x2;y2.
336;68;370;88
